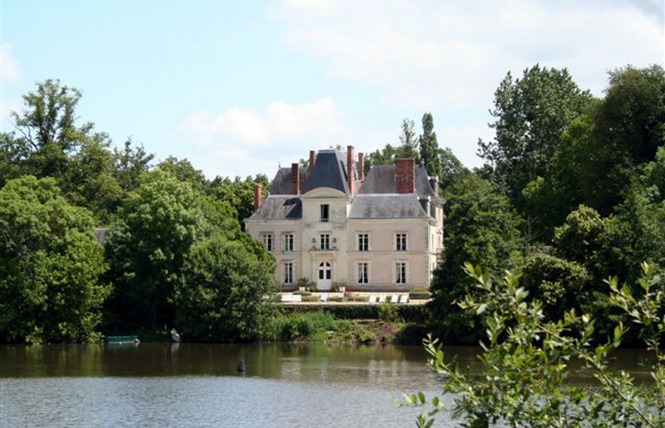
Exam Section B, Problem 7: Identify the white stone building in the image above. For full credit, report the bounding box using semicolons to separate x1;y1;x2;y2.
244;146;444;291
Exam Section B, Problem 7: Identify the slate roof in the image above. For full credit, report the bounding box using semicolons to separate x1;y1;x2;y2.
303;150;350;194
269;150;351;195
248;196;302;221
348;194;429;219
269;167;308;195
249;149;440;222
359;164;437;198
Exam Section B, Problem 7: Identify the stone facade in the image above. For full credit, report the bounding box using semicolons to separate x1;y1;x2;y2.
244;146;444;291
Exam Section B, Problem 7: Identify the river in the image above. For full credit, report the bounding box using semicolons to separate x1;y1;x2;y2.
0;343;655;427
0;343;444;428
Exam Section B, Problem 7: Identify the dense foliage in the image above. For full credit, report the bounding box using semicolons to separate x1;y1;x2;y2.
427;63;665;344
1;80;276;343
1;63;663;346
0;176;109;343
408;262;665;427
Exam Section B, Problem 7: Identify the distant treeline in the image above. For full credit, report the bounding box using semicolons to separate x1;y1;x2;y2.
1;64;663;345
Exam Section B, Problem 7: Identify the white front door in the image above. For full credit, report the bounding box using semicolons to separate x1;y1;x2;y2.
317;261;332;290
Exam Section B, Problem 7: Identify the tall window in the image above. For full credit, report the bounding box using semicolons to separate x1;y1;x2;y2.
395;261;407;284
320;233;330;250
320;204;330;222
283;262;293;285
262;233;273;252
357;233;369;251
395;233;407;251
357;262;369;284
319;262;331;280
283;233;294;252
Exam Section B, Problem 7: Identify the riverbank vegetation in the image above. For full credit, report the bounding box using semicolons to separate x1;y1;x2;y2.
1;63;663;348
408;262;665;427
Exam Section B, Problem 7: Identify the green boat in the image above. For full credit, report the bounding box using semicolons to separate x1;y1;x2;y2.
106;335;140;344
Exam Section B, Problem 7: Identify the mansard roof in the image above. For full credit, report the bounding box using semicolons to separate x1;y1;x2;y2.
358;164;437;198
348;194;429;219
248;195;301;221
303;150;350;194
269;150;351;195
247;147;441;222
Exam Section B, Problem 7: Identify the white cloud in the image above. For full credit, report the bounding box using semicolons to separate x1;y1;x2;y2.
171;98;349;179
0;43;23;132
269;0;663;170
0;43;21;84
275;0;664;107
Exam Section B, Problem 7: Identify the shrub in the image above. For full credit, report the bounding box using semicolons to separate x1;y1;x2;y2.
273;311;348;341
407;262;665;427
377;304;399;322
408;292;432;300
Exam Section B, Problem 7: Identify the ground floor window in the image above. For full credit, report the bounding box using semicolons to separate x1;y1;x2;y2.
318;261;331;280
283;261;293;284
357;262;369;284
395;261;407;284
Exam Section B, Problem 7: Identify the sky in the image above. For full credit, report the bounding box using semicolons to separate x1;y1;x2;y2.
1;1;663;180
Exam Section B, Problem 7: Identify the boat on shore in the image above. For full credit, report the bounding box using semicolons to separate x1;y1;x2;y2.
106;335;140;344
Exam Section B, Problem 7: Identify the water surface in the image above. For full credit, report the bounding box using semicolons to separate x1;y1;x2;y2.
0;343;442;428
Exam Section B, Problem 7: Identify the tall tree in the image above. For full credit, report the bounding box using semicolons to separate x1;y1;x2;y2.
104;169;275;338
0;176;109;343
157;156;208;193
10;79;96;179
0;132;31;186
478;65;592;204
583;65;665;213
428;173;524;344
175;233;277;342
104;170;206;331
64;136;123;224
113;138;154;194
209;174;270;227
418;112;441;178
364;118;421;171
398;118;419;158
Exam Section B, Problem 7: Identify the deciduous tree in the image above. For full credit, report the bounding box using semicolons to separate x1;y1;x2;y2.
478;65;592;206
0;176;109;343
418;112;441;178
428;173;523;343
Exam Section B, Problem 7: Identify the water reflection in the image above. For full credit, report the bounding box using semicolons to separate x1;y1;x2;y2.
0;343;657;428
0;343;441;428
0;343;433;387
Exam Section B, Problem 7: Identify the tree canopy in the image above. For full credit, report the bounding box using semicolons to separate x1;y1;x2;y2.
0;176;109;343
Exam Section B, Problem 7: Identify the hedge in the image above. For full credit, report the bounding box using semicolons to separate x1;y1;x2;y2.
281;304;428;322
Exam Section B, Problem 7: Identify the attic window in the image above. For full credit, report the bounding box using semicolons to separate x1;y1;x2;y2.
321;204;330;222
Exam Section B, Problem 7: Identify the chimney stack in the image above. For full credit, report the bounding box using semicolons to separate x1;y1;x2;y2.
358;152;365;182
309;150;316;176
428;175;439;195
291;163;300;194
395;158;416;193
347;145;355;195
253;184;262;210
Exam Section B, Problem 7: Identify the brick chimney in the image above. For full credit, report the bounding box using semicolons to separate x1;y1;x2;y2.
358;152;365;182
347;145;355;195
253;184;262;210
308;150;316;177
291;163;300;194
395;158;415;193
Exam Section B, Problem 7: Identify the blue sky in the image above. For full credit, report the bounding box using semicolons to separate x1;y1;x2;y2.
1;0;663;179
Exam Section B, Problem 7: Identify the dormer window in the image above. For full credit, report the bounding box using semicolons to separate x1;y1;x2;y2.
321;204;330;222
